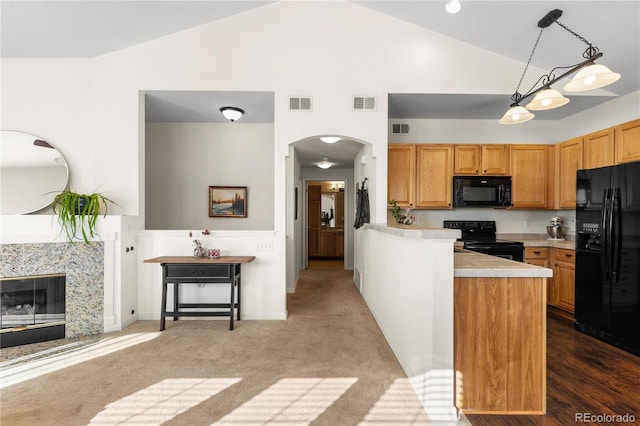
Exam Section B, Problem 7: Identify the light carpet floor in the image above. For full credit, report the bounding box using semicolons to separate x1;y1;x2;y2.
0;268;465;425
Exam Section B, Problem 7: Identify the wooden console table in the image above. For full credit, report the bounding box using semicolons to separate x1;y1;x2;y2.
144;256;255;331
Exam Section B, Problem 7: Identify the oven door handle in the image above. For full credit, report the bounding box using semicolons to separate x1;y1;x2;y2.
464;244;521;250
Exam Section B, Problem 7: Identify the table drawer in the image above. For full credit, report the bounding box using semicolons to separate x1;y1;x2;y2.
165;264;232;279
525;247;549;259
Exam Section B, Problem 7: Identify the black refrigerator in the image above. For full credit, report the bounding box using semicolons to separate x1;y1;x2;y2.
575;161;640;356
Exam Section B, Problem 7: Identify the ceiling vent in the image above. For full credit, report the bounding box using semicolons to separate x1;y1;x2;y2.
392;123;410;134
353;96;376;111
289;96;312;111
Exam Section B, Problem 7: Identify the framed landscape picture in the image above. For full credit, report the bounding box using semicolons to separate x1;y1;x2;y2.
209;186;247;218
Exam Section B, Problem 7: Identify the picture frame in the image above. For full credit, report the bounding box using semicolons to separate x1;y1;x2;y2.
209;186;247;218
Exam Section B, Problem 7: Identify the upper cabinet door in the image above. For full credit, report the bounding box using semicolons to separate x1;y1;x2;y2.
387;144;415;207
615;119;640;165
481;145;509;175
454;145;480;175
454;145;508;175
510;145;548;209
416;144;453;209
583;128;615;169
558;138;583;209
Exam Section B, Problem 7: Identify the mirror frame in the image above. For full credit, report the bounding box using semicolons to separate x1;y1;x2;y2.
1;130;69;214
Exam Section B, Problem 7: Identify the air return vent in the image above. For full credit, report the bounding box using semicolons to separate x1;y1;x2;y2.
289;96;312;111
353;96;376;110
392;123;410;134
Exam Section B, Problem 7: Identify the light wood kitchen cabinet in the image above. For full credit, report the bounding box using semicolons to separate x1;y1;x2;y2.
583;128;615;169
454;144;508;175
307;185;321;256
509;145;548;208
318;229;344;257
557;138;583;209
615;118;640;164
453;145;480;174
549;248;575;317
455;276;546;414
415;144;453;208
524;247;549;268
387;144;415;207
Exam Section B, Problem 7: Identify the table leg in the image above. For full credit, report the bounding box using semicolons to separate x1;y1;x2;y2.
160;281;167;331
173;282;179;321
229;268;235;331
237;265;242;321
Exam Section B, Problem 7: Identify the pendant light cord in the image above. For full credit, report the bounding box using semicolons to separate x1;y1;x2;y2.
512;28;544;103
555;20;599;59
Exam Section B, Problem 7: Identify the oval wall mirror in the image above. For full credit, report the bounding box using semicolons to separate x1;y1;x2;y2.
1;130;69;214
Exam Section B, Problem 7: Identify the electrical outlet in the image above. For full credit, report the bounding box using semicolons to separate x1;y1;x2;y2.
257;241;273;251
524;220;531;228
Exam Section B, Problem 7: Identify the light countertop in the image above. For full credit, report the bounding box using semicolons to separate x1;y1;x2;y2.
500;233;575;250
454;249;553;278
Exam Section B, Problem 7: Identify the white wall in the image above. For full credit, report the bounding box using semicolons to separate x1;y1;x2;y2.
145;122;274;230
137;230;283;321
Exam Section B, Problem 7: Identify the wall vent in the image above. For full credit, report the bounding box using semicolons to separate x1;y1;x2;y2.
392;123;410;134
353;96;376;111
289;96;312;111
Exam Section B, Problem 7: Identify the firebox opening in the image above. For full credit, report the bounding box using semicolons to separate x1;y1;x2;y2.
1;274;66;348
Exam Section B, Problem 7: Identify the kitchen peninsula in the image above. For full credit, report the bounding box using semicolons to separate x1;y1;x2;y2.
361;224;551;419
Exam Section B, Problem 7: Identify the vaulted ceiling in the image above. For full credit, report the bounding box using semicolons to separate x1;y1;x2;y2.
2;1;638;167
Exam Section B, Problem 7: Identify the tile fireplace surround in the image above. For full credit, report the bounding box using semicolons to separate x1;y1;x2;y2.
1;242;104;339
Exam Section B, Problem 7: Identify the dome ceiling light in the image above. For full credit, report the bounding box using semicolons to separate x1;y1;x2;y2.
320;136;341;144
316;157;334;169
220;106;245;122
499;9;620;125
445;0;462;14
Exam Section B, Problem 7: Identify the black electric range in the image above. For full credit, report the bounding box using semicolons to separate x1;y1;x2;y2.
444;220;524;262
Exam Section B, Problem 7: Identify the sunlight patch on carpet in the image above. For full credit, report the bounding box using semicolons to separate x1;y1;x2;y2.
358;378;433;425
89;378;241;425
0;333;160;388
212;377;358;425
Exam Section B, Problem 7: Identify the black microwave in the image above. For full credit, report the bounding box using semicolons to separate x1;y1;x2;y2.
453;176;512;208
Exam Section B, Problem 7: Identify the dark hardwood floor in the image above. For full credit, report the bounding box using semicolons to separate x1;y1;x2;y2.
466;314;640;425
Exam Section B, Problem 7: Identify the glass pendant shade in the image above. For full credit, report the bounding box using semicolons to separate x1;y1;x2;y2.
563;64;621;92
220;106;245;122
317;158;333;169
525;88;570;111
499;106;535;125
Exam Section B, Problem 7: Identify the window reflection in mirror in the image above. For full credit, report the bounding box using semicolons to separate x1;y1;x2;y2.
1;131;69;214
321;191;344;228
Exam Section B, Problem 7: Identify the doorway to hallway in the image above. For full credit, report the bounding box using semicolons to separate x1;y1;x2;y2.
306;180;345;269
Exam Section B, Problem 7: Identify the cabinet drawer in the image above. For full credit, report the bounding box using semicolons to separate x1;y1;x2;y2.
525;247;549;259
165;264;232;279
554;249;575;263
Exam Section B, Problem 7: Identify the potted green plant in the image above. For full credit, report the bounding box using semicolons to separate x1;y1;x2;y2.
52;190;118;243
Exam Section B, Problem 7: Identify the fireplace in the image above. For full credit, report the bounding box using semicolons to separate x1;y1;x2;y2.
0;274;66;348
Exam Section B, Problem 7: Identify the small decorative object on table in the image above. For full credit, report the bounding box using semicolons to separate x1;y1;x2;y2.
189;230;210;257
208;249;221;258
389;200;416;225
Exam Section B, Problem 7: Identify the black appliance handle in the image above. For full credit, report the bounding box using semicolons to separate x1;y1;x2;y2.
601;188;612;281
612;187;622;283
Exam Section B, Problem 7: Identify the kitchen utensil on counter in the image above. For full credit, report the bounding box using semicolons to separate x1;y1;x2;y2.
547;216;565;240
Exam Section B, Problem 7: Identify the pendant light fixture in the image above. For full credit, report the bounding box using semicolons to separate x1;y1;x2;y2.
220;106;245;122
316;157;334;169
499;9;621;125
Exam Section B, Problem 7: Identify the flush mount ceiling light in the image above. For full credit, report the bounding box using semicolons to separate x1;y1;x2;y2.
445;0;462;14
316;157;334;169
320;136;341;144
220;106;245;122
499;9;621;125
